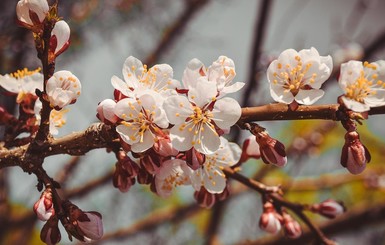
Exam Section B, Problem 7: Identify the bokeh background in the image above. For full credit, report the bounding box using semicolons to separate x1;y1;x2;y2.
1;0;385;244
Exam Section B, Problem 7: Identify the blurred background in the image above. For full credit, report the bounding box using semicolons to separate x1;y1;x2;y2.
1;0;385;244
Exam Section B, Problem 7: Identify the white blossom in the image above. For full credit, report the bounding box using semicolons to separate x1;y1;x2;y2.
46;70;81;109
339;60;385;112
267;47;333;105
182;56;244;95
163;79;241;154
0;68;43;103
154;159;192;198
115;93;169;153
111;56;179;99
190;137;241;194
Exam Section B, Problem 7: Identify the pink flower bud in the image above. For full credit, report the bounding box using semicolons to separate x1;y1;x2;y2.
282;213;302;239
239;135;261;163
259;202;282;234
34;188;55;221
137;165;154;185
312;199;346;219
77;211;104;241
63;202;103;242
50;20;71;58
153;135;179;157
140;151;161;174
113;154;139;193
183;148;205;170
194;185;230;208
46;70;81;109
341;131;371;174
256;131;287;167
40;216;61;245
97;99;118;124
16;0;49;30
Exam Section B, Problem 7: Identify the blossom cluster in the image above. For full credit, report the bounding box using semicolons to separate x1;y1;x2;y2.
98;55;248;199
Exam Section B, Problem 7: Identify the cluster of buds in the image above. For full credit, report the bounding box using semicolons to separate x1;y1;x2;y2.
33;188;104;244
259;202;302;238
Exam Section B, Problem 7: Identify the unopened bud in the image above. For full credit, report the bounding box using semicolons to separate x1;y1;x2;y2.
40;216;61;245
256;131;287;167
63;201;103;242
193;185;230;209
113;154;139;193
16;0;49;30
96;99;118;124
184;148;205;170
311;199;346;219
341;131;371;174
259;202;282;234
34;188;55;221
50;20;71;58
153;135;178;157
282;213;302;239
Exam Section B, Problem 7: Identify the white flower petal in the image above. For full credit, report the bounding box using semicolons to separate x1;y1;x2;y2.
212;97;241;129
182;58;205;89
220;82;245;94
194;123;221;154
0;75;21;93
131;130;155;153
295;89;324;105
364;90;385;107
269;85;294;104
122;56;143;87
116;124;140;145
203;169;226;194
163;95;192;124
188;78;217;108
341;96;370;112
170;124;194;152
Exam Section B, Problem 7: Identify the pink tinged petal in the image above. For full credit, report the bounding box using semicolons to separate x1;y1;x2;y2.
190;169;204;191
78;212;103;241
170;124;194;152
155;159;190;198
194;123;221;154
16;0;49;26
203;169;226;194
269;85;294;104
122;56;144;87
295;89;324;105
182;58;205;89
51;20;70;56
131;130;155;153
260;213;281;234
97;99;118;124
0;75;21;93
212;97;241;129
188;78;217;108
163;95;193;124
46;70;81;109
341;96;370;112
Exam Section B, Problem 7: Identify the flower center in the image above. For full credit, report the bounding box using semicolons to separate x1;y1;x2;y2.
120;100;157;143
345;62;384;103
161;171;189;191
272;56;317;95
